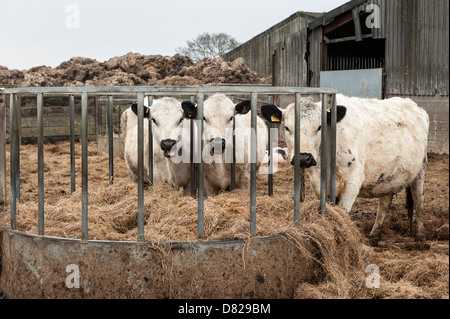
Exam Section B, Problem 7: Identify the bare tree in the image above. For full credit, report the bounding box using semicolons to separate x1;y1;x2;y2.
176;32;240;62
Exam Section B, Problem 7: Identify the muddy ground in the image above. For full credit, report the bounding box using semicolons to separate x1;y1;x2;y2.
0;141;448;299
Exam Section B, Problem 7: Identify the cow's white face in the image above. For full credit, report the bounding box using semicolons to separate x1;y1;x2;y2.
283;99;322;164
262;97;346;168
202;94;235;152
149;97;186;158
262;98;347;168
182;94;246;158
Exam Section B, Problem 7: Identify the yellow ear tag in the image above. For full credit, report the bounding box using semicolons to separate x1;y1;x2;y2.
271;115;281;123
188;114;192;118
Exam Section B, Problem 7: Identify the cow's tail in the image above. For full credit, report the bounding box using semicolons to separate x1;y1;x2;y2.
405;186;414;232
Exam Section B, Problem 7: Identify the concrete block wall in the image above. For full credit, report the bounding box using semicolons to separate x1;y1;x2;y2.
388;94;449;155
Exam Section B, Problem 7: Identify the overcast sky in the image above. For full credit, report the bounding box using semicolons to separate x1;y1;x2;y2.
0;0;348;70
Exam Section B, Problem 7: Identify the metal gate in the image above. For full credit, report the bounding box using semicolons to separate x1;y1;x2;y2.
0;86;337;241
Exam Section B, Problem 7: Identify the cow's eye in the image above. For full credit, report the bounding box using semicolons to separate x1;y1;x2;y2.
229;116;234;122
178;117;184;125
203;116;207;123
284;126;291;133
317;125;321;132
151;118;157;126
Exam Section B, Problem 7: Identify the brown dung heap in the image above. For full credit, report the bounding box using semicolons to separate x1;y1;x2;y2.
0;53;270;87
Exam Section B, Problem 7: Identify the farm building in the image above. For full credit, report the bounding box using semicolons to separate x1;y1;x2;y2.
223;0;449;154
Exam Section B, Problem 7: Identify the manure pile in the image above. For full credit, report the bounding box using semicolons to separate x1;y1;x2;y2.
0;53;270;87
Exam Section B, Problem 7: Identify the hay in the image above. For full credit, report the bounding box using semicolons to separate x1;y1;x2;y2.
0;141;448;299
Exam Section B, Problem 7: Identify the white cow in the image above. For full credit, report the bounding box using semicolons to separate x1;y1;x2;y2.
121;98;169;184
261;94;429;246
181;94;268;196
147;97;193;194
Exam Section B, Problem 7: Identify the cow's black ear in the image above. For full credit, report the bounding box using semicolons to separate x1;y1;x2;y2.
327;105;347;124
261;104;282;123
182;100;197;119
144;106;150;118
131;103;150;118
235;100;251;114
131;103;138;115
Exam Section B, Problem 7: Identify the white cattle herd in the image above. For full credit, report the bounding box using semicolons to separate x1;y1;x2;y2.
121;93;430;246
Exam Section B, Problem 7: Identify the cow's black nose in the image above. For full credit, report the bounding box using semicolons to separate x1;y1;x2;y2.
160;139;176;151
210;138;226;153
291;153;317;168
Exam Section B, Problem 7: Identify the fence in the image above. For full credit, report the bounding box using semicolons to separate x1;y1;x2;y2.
0;86;337;242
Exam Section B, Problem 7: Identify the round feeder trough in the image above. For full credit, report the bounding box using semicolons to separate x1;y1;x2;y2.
0;229;319;299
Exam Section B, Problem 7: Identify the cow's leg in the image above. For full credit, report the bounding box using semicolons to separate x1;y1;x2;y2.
238;171;250;190
338;177;363;212
368;194;394;246
306;169;321;198
128;171;137;182
411;167;426;243
126;163;137;182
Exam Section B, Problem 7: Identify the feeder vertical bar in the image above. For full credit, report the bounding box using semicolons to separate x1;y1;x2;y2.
268;95;274;196
9;94;17;229
148;96;154;186
190;95;196;197
13;94;20;202
294;93;301;226
230;95;236;191
137;92;145;242
250;92;257;235
231;116;236;191
69;95;75;193
320;94;328;217
0;90;6;204
329;94;337;205
97;98;102;136
107;95;114;185
81;92;89;241
118;102;122;135
197;92;204;238
16;95;20;202
37;93;45;235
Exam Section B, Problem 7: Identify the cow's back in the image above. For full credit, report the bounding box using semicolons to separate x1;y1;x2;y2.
336;95;429;197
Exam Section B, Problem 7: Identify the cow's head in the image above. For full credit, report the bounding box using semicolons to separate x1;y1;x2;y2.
138;97;186;158
181;94;250;156
261;98;346;168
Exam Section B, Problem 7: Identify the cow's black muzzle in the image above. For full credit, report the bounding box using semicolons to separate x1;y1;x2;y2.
209;138;226;155
160;139;177;158
291;153;317;168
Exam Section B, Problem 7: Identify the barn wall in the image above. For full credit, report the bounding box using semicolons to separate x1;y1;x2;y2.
307;0;449;154
223;12;319;86
383;0;449;96
376;0;449;154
